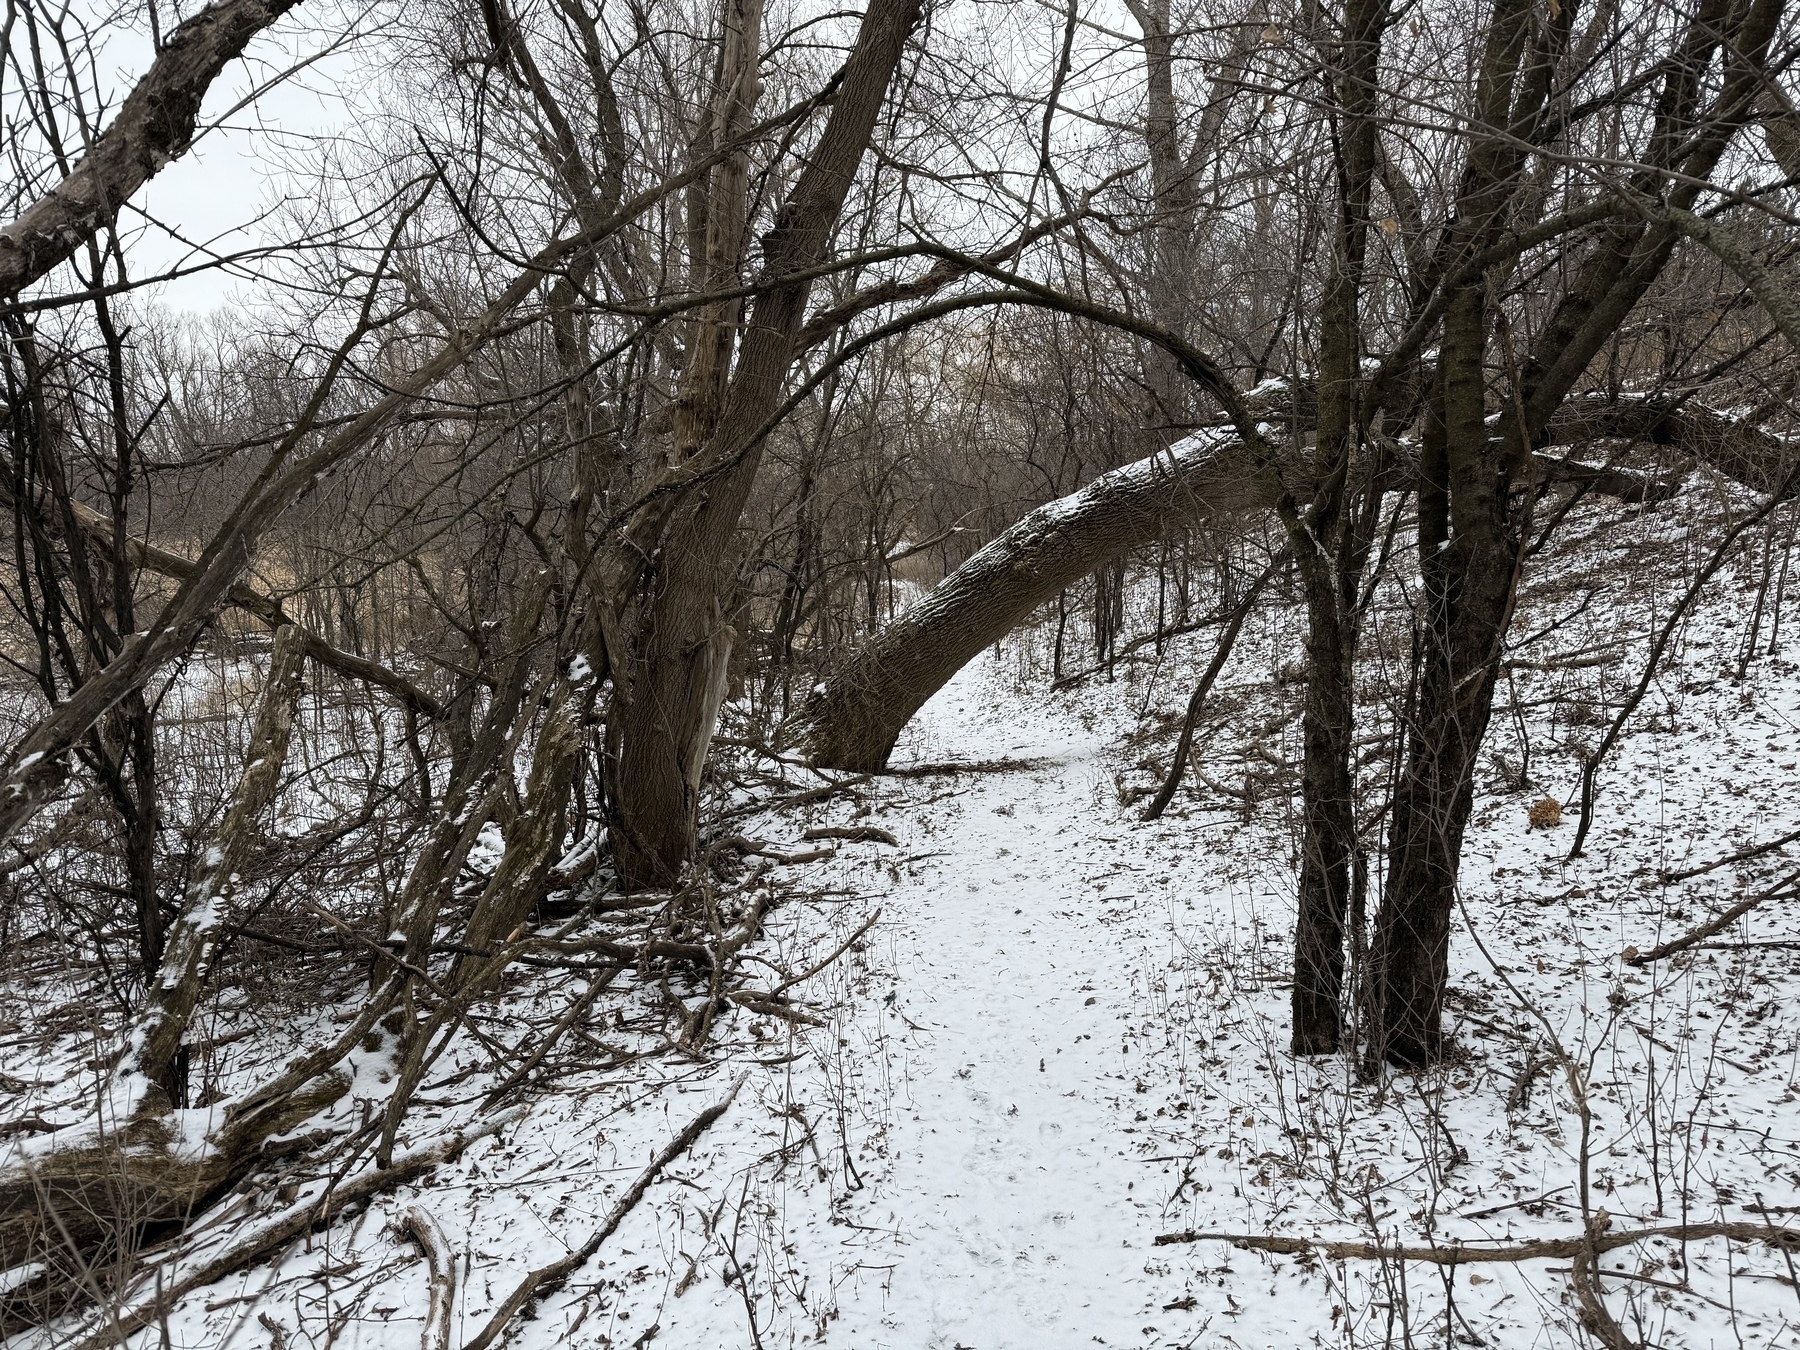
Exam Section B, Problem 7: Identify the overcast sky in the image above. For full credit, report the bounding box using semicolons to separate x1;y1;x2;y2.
101;5;386;315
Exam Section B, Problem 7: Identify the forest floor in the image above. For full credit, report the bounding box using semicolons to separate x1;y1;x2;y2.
12;492;1800;1349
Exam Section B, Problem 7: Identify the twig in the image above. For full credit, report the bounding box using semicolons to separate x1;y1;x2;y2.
479;965;623;1108
768;909;881;996
461;1076;745;1350
1143;554;1281;821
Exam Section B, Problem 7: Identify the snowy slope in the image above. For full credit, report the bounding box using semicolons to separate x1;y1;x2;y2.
12;488;1800;1349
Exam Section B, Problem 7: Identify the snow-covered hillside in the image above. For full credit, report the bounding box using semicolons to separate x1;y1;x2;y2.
10;490;1800;1350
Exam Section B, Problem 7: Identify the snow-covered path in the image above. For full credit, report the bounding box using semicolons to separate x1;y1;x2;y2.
773;656;1320;1349
833;673;1180;1345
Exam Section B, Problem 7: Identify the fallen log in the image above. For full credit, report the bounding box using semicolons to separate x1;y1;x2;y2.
1152;1217;1800;1259
51;1111;516;1350
401;1205;457;1350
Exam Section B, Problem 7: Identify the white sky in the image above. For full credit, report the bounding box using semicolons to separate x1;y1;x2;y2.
100;4;385;315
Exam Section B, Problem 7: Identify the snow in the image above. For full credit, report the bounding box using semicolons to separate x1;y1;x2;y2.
10;489;1800;1348
467;821;506;873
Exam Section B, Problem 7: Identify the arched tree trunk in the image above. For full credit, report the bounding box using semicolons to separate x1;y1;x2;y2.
793;432;1267;770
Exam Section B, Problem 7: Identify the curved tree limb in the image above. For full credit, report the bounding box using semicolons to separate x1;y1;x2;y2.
793;405;1724;774
0;0;304;297
793;430;1271;770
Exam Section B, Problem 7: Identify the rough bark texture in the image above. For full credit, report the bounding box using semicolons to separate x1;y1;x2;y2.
795;432;1266;771
0;0;302;296
607;0;925;887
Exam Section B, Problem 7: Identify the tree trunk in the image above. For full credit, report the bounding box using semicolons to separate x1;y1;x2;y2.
606;0;925;887
1284;0;1390;1056
1291;595;1358;1054
795;433;1267;769
1372;0;1785;1063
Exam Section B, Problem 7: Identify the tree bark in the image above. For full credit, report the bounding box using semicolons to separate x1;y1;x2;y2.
607;0;925;887
795;432;1267;770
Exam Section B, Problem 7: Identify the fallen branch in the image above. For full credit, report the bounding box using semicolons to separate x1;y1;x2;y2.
802;824;898;845
400;1206;456;1350
728;992;830;1027
1661;826;1800;883
768;909;881;996
461;1078;744;1350
713;836;838;866
1151;1219;1800;1260
716;773;872;823
1623;867;1800;966
60;1112;516;1350
880;757;1051;776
